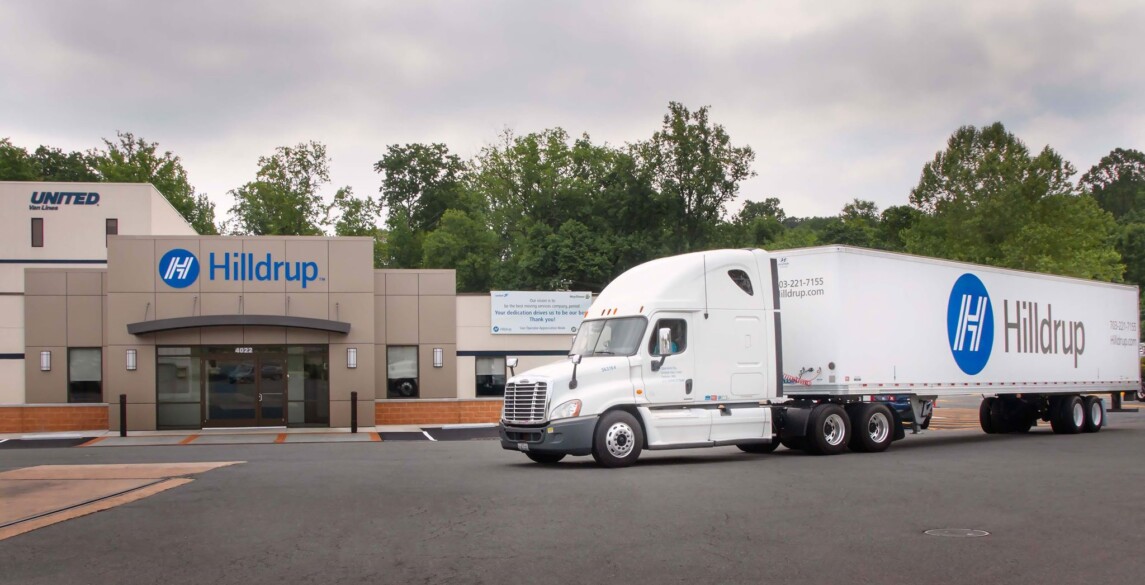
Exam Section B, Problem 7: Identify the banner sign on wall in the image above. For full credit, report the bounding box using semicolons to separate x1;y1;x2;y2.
490;291;592;335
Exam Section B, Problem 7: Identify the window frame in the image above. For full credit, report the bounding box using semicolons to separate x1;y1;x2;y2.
474;356;507;397
386;346;420;398
648;318;688;356
67;347;103;403
31;217;43;248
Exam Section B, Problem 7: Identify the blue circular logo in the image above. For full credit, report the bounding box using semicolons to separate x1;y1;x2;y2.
946;273;993;375
158;248;199;288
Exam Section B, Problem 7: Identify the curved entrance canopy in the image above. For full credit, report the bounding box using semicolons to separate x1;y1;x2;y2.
126;314;351;335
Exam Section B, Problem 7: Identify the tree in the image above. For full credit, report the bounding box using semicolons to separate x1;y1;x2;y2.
0;138;38;180
374;143;468;233
1079;148;1145;220
32;146;100;182
904;123;1121;280
92;132;218;234
877;205;921;252
422;209;500;292
227;141;338;236
634;102;756;253
330;187;384;267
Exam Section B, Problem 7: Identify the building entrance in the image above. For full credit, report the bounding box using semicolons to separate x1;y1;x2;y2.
203;353;287;427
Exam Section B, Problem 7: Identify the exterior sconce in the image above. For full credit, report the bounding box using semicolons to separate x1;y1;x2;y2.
126;349;138;371
347;347;357;369
433;348;443;368
40;351;51;371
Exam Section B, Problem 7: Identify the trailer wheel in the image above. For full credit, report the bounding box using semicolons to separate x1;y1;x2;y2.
737;442;780;454
848;403;893;453
1137;387;1145;402
979;397;997;434
988;398;1011;433
526;453;566;464
591;410;643;468
1051;395;1084;434
1082;396;1104;433
804;404;850;455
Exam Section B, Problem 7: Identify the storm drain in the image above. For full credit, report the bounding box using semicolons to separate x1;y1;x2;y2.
924;528;990;538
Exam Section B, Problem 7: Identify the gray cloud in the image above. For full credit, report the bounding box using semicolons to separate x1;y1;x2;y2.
1;0;1142;219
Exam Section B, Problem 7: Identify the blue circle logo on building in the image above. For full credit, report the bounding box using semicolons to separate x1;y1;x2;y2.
158;248;200;288
946;273;994;375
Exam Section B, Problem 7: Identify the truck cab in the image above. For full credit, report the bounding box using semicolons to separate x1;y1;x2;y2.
499;249;784;466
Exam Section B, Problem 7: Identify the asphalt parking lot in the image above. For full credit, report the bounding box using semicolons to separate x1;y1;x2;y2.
0;412;1142;585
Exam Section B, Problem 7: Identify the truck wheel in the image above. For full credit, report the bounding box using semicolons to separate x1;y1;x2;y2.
979;397;997;434
591;410;643;468
1082;396;1104;433
779;437;804;450
804;404;850;455
526;452;566;464
1137;387;1145;402
737;442;780;454
1051;395;1084;434
848;403;893;453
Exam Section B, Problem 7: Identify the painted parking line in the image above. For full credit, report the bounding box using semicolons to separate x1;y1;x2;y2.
422;431;437;442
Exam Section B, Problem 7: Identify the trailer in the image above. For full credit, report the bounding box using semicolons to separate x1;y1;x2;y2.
499;247;1140;467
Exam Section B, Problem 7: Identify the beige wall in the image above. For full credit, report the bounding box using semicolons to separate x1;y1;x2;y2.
454;294;579;398
373;270;458;401
22;269;108;405
3;181;196;405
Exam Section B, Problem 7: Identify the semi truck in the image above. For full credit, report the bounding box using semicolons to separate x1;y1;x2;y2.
498;246;1141;467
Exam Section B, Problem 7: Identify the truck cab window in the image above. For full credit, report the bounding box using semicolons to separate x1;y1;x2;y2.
569;317;646;357
649;319;687;355
728;269;753;295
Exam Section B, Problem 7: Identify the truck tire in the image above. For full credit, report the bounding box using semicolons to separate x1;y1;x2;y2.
779;437;804;450
979;397;997;434
591;410;643;468
526;452;566;464
848;403;893;453
1137;387;1145;402
1082;395;1104;433
1051;395;1084;434
803;404;850;456
737;442;780;454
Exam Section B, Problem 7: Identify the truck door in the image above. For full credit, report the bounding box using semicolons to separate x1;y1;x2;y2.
641;314;697;403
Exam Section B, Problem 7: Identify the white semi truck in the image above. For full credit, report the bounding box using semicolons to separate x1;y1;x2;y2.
498;246;1141;467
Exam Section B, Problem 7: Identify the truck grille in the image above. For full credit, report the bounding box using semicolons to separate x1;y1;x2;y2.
502;381;549;424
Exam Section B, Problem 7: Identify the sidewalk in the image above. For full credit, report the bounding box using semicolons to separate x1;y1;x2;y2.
0;423;500;448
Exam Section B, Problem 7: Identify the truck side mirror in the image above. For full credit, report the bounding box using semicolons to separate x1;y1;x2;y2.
652;328;671;372
506;357;518;377
569;354;581;389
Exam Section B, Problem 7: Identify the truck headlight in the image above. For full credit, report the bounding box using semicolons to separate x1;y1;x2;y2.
550;399;582;420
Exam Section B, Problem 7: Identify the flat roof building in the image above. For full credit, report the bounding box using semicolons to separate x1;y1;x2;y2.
2;181;579;432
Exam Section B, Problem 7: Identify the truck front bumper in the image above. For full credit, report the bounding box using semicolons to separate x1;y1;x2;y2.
499;415;598;456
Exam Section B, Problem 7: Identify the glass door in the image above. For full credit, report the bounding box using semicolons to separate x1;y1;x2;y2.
258;355;286;426
204;356;258;426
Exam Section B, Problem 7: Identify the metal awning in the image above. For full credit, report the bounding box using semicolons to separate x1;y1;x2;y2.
126;314;351;335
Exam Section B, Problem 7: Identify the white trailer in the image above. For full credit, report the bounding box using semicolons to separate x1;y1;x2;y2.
499;247;1140;467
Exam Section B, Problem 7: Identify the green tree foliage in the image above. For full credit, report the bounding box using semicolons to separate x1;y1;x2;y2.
227;141;338;236
1079;148;1145;220
92;132;218;234
0;138;39;180
904;123;1122;281
374;143;469;268
421;209;499;291
330;187;384;267
32;146;100;182
877;205;921;252
634;102;756;253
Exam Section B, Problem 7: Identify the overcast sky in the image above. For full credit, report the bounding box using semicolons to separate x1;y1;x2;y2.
2;0;1142;220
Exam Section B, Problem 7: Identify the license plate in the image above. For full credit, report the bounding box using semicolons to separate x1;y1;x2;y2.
517;442;530;452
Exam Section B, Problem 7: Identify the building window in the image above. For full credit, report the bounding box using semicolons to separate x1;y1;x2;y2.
106;218;118;246
475;356;507;397
387;346;419;398
68;348;103;403
31;218;43;247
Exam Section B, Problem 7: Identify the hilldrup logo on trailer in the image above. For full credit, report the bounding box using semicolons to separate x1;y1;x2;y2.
159;249;200;288
946;273;994;375
158;249;321;289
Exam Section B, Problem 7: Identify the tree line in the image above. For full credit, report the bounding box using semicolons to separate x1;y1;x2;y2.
4;105;1145;308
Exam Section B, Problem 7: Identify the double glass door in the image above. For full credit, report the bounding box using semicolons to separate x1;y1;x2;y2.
204;354;286;427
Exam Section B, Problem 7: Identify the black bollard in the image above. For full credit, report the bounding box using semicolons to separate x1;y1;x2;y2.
350;391;358;434
119;394;127;437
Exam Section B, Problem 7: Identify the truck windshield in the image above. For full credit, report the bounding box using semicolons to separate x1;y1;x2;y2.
570;317;647;357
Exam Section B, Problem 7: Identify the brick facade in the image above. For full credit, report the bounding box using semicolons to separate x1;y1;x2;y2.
376;399;503;426
0;405;108;433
